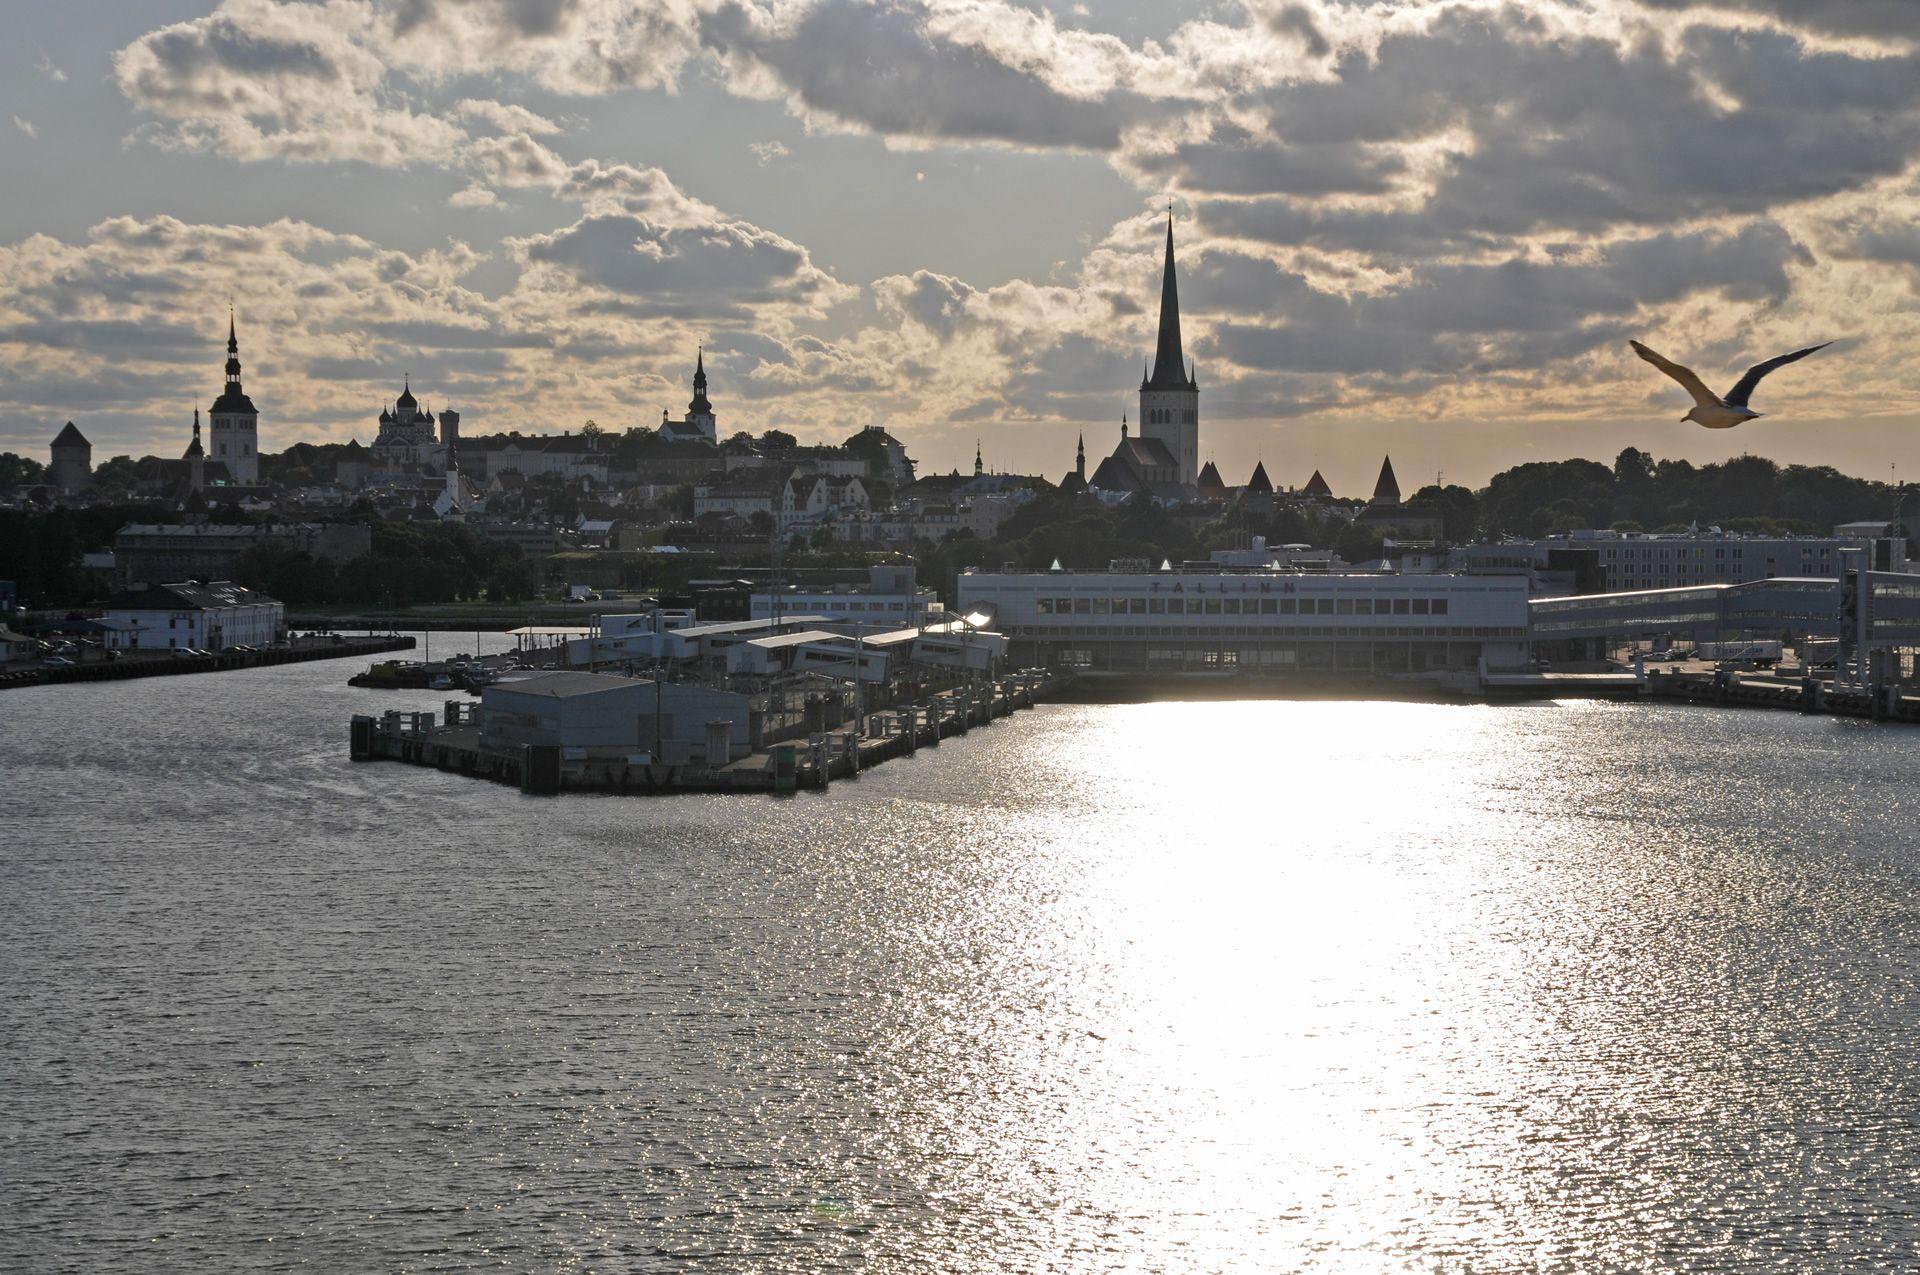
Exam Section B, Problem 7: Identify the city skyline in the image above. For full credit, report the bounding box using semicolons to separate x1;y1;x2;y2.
3;1;1919;494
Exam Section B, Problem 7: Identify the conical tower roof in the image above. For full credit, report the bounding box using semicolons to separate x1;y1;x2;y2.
52;421;88;447
1302;469;1332;498
1246;460;1273;495
1371;455;1401;505
1197;459;1225;491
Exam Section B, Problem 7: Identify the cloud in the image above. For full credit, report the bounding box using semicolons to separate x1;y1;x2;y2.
467;131;572;188
749;139;790;164
1629;0;1920;43
448;182;503;209
11;117;35;140
517;209;846;320
113;0;467;166
698;0;1183;150
453;98;563;136
36;52;68;84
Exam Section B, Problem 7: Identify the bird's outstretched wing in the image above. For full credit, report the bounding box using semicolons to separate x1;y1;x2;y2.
1724;342;1832;408
1630;340;1719;407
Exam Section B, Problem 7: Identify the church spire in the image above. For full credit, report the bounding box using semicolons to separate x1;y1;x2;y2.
688;346;712;417
1143;209;1193;391
223;310;243;390
974;439;983;478
1075;431;1085;482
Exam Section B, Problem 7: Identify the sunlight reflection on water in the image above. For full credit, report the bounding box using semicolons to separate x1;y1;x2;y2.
4;655;1919;1271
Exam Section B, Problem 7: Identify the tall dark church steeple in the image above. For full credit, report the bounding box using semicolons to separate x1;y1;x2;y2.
1142;212;1195;393
689;347;711;416
1135;209;1201;485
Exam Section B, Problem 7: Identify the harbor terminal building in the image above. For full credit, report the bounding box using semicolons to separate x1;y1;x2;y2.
956;566;1530;674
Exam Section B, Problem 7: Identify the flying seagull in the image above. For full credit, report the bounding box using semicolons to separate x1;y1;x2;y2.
1630;338;1832;428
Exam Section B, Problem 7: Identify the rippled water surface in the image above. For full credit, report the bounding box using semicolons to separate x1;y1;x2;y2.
5;639;1920;1272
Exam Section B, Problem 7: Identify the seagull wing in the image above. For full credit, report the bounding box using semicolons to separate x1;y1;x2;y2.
1630;340;1719;407
1723;341;1832;408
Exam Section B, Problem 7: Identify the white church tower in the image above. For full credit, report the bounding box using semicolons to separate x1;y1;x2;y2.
1138;212;1199;486
208;310;260;484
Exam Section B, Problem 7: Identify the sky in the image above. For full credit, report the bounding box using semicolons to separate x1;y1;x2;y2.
1;0;1918;496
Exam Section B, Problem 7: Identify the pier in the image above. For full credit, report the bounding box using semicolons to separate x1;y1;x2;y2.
1645;667;1920;724
350;668;1065;795
0;634;415;692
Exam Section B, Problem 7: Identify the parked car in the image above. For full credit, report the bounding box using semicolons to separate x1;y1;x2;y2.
44;655;74;666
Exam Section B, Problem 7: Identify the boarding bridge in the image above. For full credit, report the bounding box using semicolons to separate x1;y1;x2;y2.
1531;563;1920;685
1529;577;1841;642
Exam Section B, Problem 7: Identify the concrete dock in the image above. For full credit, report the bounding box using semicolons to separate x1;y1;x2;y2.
0;634;415;692
351;668;1064;795
1645;667;1920;724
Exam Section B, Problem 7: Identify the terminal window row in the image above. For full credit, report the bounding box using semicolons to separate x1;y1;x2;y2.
1603;546;1832;560
1024;625;1516;639
1033;596;1449;616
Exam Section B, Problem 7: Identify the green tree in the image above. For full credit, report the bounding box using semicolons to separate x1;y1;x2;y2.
0;452;47;485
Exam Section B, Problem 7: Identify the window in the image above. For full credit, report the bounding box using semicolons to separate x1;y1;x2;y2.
1412;599;1430;615
1279;598;1296;615
1354;599;1372;615
1260;598;1277;615
1129;598;1146;615
1168;597;1185;615
1074;597;1092;615
1432;599;1449;615
1037;598;1054;615
1149;597;1165;614
1223;598;1241;615
1316;599;1335;615
1336;598;1354;615
1204;598;1221;615
1393;598;1411;615
1093;597;1110;615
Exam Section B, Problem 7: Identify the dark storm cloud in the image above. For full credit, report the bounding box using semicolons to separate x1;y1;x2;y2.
1181;9;1920;257
1208;223;1805;376
700;0;1172;150
522;213;838;317
1632;0;1920;42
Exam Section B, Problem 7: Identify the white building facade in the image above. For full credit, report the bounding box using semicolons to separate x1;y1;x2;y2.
957;568;1531;674
100;581;285;651
751;565;941;624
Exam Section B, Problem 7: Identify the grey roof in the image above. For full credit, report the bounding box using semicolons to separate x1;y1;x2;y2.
102;580;278;611
485;671;648;699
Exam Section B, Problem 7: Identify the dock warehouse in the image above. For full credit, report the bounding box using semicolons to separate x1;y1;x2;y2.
479;672;756;765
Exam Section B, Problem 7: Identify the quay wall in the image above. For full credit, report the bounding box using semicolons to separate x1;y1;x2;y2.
0;635;415;692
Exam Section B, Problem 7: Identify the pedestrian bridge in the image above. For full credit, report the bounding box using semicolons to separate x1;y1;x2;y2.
1530;573;1920;648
